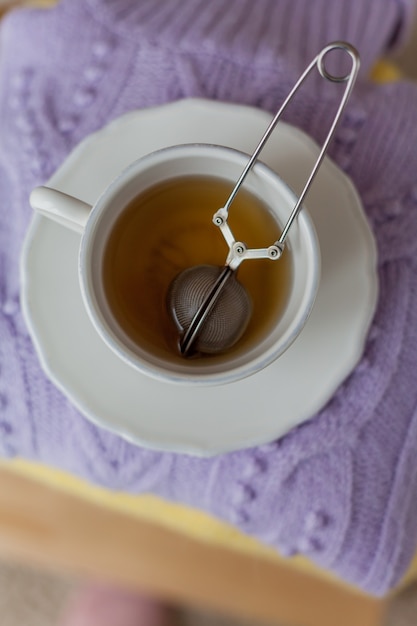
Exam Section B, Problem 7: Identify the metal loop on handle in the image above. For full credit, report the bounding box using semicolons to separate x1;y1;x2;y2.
317;41;358;83
215;41;360;252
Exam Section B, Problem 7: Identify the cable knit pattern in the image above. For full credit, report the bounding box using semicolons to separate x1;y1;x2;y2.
1;0;417;595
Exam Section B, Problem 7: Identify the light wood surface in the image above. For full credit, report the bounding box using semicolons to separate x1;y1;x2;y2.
0;466;386;626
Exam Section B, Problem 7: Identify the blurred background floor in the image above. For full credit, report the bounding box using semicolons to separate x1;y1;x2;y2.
0;559;416;626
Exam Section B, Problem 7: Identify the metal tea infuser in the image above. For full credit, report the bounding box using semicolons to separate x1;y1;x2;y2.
168;42;360;357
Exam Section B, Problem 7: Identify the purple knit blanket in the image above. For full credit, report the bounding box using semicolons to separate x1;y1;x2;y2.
1;0;417;595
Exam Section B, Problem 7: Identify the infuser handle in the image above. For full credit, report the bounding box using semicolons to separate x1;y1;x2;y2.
277;42;360;246
212;41;361;255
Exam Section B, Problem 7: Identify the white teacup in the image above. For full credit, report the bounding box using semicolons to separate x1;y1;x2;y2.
30;144;320;386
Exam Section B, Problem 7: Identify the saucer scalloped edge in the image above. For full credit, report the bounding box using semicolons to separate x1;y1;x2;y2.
21;98;378;456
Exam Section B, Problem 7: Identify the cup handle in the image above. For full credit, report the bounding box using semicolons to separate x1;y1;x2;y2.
30;186;92;234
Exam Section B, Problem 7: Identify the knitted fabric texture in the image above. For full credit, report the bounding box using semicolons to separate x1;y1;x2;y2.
1;0;417;595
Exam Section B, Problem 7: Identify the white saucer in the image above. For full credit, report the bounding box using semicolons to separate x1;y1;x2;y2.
20;99;378;457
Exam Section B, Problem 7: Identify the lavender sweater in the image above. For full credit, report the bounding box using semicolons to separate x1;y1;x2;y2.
1;0;417;595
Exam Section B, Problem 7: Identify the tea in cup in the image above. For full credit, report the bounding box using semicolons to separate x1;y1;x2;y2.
30;143;320;385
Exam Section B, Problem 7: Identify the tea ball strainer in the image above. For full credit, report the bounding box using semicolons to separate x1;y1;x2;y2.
167;42;360;357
